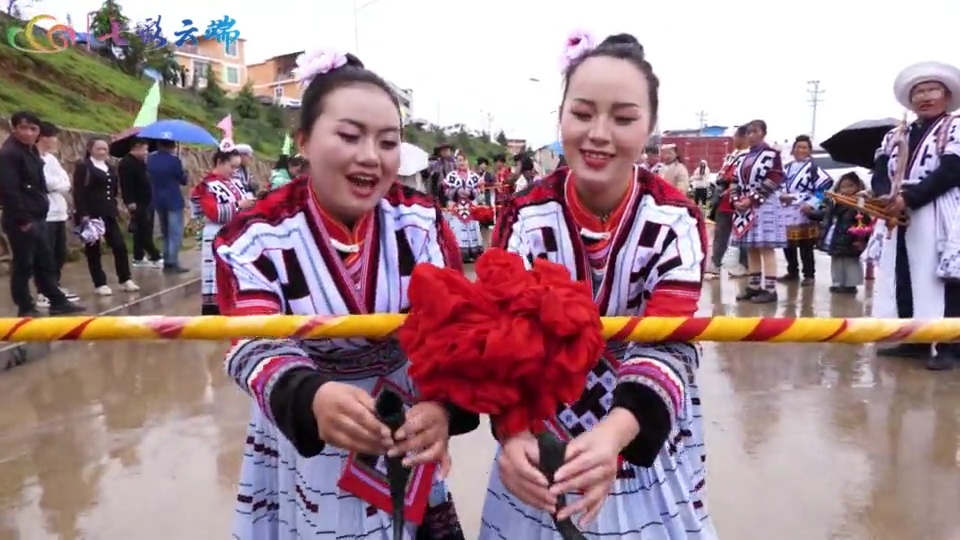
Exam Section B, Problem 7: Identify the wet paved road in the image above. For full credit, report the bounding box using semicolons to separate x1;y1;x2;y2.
1;261;960;539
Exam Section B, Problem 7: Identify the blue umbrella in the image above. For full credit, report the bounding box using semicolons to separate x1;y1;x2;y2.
137;119;219;146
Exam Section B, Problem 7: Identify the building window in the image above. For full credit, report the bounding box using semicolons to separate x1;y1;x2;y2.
193;60;211;77
274;86;283;98
225;66;239;85
225;41;238;57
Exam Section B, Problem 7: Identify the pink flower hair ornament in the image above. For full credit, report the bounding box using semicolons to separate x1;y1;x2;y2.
559;29;597;72
219;138;236;152
296;48;349;87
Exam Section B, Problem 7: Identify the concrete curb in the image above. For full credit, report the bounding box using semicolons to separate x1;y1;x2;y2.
0;277;201;372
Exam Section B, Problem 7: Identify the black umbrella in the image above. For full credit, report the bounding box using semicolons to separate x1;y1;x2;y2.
109;127;160;158
820;118;899;169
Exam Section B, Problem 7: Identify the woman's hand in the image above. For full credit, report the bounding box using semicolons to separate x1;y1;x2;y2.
391;401;450;467
733;198;752;212
779;193;795;204
311;382;393;455
498;431;555;513
551;409;637;525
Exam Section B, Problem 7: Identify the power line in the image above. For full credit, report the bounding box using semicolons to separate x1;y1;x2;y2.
807;80;825;141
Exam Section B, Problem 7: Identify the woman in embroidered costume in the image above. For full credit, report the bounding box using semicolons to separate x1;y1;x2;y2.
191;143;253;315
729;119;786;304
779;134;833;286
442;153;484;261
481;32;716;539
215;48;478;539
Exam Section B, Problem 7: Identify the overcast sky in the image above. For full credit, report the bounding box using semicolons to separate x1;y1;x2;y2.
25;0;960;148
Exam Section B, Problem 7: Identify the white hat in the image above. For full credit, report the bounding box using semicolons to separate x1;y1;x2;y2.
398;142;429;176
893;61;960;111
234;143;254;155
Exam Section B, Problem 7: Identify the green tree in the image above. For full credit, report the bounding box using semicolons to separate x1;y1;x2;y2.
264;105;285;129
495;130;508;145
234;82;260;120
88;0;130;60
199;65;227;108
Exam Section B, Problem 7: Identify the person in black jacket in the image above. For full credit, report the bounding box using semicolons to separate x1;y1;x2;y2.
118;139;162;267
73;137;139;296
808;172;867;294
0;111;84;316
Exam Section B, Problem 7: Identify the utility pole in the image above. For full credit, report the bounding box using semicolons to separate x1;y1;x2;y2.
696;110;708;129
807;80;825;140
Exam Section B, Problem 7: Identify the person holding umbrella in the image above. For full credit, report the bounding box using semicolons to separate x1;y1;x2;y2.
872;61;960;370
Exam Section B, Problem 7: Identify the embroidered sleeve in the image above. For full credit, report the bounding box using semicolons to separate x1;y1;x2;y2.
612;208;704;465
492;196;534;269
612;342;700;466
196;181;239;223
443;170;459;200
903;117;960;209
814;167;834;195
215;236;326;457
752;149;785;200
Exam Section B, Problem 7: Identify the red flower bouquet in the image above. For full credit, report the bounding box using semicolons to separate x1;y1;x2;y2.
397;248;605;438
471;205;495;227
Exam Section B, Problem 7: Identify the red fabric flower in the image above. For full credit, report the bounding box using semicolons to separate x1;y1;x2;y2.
471;205;495;227
398;248;604;439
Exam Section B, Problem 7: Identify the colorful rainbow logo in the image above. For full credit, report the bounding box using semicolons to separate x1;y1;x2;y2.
6;15;77;54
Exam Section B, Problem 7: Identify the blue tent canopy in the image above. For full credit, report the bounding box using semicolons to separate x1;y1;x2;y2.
547;141;563;155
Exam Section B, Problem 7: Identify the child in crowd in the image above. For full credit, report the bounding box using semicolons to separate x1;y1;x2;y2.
808;172;868;294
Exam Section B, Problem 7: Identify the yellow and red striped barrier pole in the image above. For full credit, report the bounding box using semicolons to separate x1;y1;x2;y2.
0;315;957;343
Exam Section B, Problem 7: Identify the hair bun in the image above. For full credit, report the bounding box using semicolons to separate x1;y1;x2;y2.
600;33;644;54
344;53;364;69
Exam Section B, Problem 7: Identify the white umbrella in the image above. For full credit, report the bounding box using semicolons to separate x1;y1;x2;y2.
398;142;429;176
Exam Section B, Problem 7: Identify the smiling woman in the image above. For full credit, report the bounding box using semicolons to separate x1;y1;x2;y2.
213;46;479;539
482;31;715;540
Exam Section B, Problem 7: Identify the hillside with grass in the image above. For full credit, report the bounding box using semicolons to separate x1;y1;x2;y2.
0;12;504;162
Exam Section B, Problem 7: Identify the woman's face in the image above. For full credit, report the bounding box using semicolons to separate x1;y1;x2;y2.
662;148;677;163
300;84;401;222
793;141;811;160
746;125;765;146
89;140;109;160
218;154;240;175
456;154;468;170
838;178;858;195
560;56;651;191
289;163;303;176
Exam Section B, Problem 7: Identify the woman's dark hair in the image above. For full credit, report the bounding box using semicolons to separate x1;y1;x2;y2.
562;33;659;129
288;156;306;168
747;119;768;136
274;154;290;171
557;155;567;168
299;53;400;135
493;153;507;163
836;171;865;191
734;125;748;138
39;121;59;138
84;136;108;158
792;134;813;153
214;149;240;165
476;157;489;166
